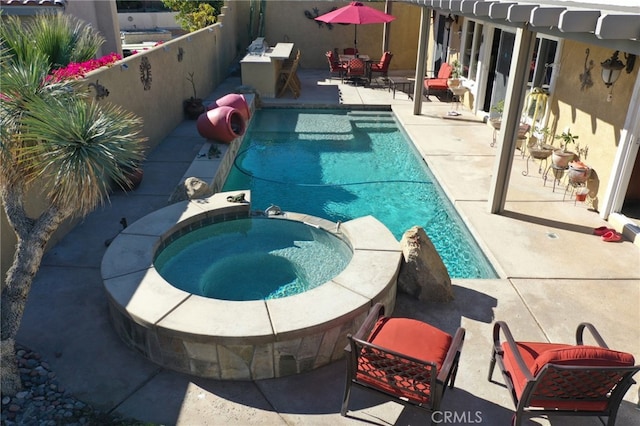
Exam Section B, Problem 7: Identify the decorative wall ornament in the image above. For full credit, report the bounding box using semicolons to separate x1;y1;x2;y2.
579;48;593;91
139;56;152;91
88;80;110;100
305;6;338;29
177;47;184;62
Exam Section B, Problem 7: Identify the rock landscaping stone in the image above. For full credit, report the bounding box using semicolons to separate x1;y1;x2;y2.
398;226;454;302
0;344;143;426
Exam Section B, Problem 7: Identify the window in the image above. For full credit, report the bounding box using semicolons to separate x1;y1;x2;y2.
461;20;483;81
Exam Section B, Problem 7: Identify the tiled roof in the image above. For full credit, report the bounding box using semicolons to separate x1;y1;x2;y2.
1;0;66;15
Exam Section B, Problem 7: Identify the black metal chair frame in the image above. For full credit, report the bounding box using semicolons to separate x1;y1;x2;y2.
341;303;465;424
488;320;640;426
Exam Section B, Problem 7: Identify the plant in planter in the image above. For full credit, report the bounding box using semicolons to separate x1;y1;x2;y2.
552;129;578;168
490;99;504;129
528;125;555;159
184;72;205;120
447;60;463;88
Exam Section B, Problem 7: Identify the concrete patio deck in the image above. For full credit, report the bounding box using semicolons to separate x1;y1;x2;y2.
17;68;640;425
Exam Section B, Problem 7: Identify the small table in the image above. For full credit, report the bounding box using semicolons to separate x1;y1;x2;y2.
448;86;468;115
388;77;415;100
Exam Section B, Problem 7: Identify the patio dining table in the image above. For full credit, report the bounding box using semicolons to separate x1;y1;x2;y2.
338;54;370;64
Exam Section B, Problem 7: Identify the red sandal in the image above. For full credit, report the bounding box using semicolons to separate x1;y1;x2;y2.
602;230;623;242
593;226;614;236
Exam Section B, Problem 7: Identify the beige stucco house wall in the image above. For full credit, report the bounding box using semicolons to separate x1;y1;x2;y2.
549;40;638;211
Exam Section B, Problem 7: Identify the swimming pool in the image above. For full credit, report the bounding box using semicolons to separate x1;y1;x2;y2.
223;108;497;279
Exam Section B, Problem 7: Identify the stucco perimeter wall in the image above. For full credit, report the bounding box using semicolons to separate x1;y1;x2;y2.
262;1;420;71
548;40;637;210
80;16;239;153
1;5;250;287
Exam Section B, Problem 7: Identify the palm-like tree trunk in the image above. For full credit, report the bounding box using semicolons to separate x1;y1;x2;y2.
1;188;70;394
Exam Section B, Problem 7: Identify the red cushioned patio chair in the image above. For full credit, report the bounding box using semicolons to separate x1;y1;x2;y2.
341;303;465;424
326;50;346;80
488;320;639;426
423;62;453;99
369;51;393;82
344;57;367;86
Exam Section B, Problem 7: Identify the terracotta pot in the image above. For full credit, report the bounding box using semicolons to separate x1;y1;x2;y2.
112;166;143;191
575;187;589;201
208;93;251;121
552;150;575;168
447;78;461;88
196;106;246;143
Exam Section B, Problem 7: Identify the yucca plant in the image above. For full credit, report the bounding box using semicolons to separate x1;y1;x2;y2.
1;13;146;395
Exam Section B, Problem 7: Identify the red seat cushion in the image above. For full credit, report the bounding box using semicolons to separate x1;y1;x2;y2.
356;317;453;404
502;342;635;411
424;63;453;92
424;78;449;90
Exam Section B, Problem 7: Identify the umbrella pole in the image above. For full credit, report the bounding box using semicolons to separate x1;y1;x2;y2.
354;25;357;53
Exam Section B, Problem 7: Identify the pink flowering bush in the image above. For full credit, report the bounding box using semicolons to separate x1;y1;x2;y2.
47;53;122;83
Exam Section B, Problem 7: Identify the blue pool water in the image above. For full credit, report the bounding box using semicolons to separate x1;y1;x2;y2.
223;109;497;279
154;218;352;300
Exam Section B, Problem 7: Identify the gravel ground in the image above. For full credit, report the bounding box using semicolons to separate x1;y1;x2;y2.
1;344;147;426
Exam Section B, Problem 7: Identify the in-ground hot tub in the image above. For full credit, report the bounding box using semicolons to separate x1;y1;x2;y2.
101;191;401;380
154;216;353;301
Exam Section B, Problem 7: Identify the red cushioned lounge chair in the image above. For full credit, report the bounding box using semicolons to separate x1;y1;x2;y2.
341;303;465;424
423;62;453;99
488;320;639;426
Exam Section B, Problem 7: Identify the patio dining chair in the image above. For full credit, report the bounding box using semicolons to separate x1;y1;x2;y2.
341;303;466;424
326;50;346;80
488;320;639;426
343;47;358;55
344;58;367;86
369;51;393;82
278;49;301;98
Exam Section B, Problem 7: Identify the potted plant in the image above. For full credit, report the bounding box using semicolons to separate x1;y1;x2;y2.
528;125;554;159
552;129;578;168
184;72;205;120
490;99;504;129
447;60;462;88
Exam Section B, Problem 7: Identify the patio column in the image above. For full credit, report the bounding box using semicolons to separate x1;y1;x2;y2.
382;0;392;54
488;26;536;214
413;6;430;115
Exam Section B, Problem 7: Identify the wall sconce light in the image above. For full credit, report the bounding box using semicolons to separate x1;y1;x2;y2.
120;63;128;71
600;50;636;87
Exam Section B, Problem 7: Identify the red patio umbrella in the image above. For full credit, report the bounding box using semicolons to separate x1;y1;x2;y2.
315;1;396;53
